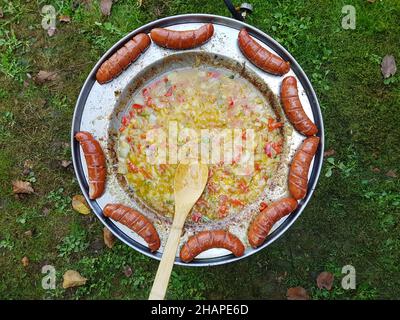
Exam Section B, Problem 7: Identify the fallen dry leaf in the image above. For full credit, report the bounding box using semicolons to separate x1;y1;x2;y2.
62;270;87;289
21;256;30;267
372;167;381;173
47;26;56;37
61;160;72;168
123;265;133;277
34;70;59;84
24;230;33;237
72;195;91;215
12;181;34;194
59;15;71;23
100;0;113;16
323;149;336;158
381;55;397;78
316;271;334;290
386;170;397;178
286;287;310;300
103;227;116;248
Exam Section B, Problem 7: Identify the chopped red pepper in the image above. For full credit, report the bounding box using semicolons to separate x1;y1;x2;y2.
238;180;249;193
191;212;202;223
268;118;284;131
207;71;220;78
259;201;268;212
139;167;152;179
121;116;129;127
132;103;144;110
242;130;246;140
264;142;273;158
127;161;139;173
255;162;261;171
142;88;149;96
218;204;228;218
272;142;283;154
129;110;135;118
228;97;235;108
231;199;244;207
126;136;132;143
119;126;126;132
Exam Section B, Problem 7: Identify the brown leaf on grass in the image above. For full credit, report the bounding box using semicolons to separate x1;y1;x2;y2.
24;230;33;237
59;15;71;23
286;287;310;300
61;160;72;168
100;0;113;16
316;271;334;290
12;181;34;194
47;26;56;37
123;265;133;277
72;195;91;215
386;170;398;178
34;70;59;84
372;167;381;173
381;55;397;78
323;149;336;158
103;227;116;248
62;270;87;289
21;256;30;267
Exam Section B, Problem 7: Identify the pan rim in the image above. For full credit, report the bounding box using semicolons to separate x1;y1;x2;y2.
71;13;324;267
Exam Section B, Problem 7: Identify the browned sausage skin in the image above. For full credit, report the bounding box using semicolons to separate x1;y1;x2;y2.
289;136;320;200
103;203;160;252
248;198;298;248
238;28;290;75
180;230;245;263
281;76;318;136
150;24;214;50
96;33;151;84
75;131;106;199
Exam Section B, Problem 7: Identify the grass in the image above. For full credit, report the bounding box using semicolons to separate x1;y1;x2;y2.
0;0;399;300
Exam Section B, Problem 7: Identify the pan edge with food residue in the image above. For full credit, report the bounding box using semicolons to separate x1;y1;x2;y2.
72;14;324;266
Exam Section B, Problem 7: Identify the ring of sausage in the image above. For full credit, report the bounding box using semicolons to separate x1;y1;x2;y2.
75;131;106;199
289;136;320;200
103;203;160;252
180;230;245;263
248;198;298;248
150;23;214;50
238;28;290;76
96;33;151;84
281;76;318;136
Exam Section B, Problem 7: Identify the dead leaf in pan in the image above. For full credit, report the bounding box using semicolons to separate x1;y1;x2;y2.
100;0;113;16
381;55;397;78
59;15;71;23
34;70;59;84
316;271;334;290
62;270;87;289
72;195;91;215
103;227;116;248
286;286;310;300
12;181;34;194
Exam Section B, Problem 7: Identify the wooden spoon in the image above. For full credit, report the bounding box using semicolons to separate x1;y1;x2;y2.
149;162;208;300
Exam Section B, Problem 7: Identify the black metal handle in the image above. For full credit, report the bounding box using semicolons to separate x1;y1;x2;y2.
223;0;244;21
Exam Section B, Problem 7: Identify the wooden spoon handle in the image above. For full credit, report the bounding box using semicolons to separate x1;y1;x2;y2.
148;222;183;300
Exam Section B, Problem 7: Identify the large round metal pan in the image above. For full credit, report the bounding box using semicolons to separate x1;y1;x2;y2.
71;14;324;266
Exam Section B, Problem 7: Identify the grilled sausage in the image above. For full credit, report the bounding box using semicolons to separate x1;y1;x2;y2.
238;28;290;75
248;198;298;248
150;24;214;50
96;33;151;84
180;230;245;262
75;131;106;199
103;203;160;252
289;136;320;200
281;76;318;136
